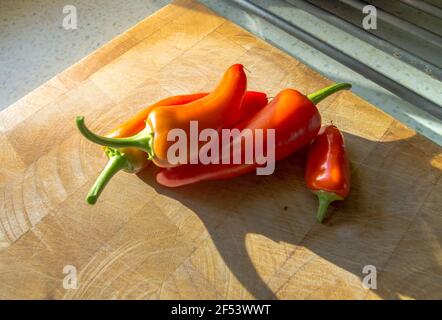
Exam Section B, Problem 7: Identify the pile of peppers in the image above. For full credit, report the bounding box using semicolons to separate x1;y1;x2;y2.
76;64;351;223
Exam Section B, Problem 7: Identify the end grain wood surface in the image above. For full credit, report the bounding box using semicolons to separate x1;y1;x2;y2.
0;0;441;299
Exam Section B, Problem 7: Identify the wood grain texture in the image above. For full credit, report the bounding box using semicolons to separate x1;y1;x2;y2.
0;0;441;299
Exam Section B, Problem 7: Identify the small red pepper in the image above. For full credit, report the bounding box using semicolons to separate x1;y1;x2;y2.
305;125;350;223
156;83;351;187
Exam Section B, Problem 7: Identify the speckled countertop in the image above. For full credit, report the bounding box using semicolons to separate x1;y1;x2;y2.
1;0;441;145
0;0;170;109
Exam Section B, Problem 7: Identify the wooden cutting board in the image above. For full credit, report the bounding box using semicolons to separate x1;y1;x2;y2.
0;0;441;299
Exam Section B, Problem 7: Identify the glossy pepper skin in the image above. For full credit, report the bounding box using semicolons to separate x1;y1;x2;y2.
77;90;268;204
107;91;267;139
107;93;208;139
82;93;207;205
76;64;248;168
305;125;350;223
156;83;352;188
105;91;267;173
103;93;210;177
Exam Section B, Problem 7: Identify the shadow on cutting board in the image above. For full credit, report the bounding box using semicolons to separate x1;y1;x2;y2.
139;129;442;300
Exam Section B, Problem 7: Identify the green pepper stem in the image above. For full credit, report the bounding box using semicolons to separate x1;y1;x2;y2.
76;116;154;159
313;190;344;223
87;153;130;205
307;83;352;105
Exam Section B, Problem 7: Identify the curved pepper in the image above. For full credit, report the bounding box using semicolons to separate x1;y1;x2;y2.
78;90;268;204
76;64;247;168
156;83;351;187
81;93;206;205
305;124;350;223
107;93;209;139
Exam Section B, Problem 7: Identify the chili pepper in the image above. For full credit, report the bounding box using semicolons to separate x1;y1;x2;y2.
304;125;350;223
78;90;268;204
156;83;351;188
81;92;206;205
107;91;267;139
107;93;209;139
76;64;247;168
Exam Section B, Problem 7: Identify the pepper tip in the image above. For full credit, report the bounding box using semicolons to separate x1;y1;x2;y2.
316;214;326;223
76;116;85;129
86;195;97;205
343;83;352;90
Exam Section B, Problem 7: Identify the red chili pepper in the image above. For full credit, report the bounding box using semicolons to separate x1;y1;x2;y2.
305;125;350;223
77;90;267;204
156;83;351;187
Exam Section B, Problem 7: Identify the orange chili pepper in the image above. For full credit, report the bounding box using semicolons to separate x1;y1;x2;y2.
107;93;208;139
76;88;267;204
305;125;350;223
76;64;247;167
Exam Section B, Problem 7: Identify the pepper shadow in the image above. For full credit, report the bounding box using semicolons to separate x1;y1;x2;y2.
137;130;442;299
